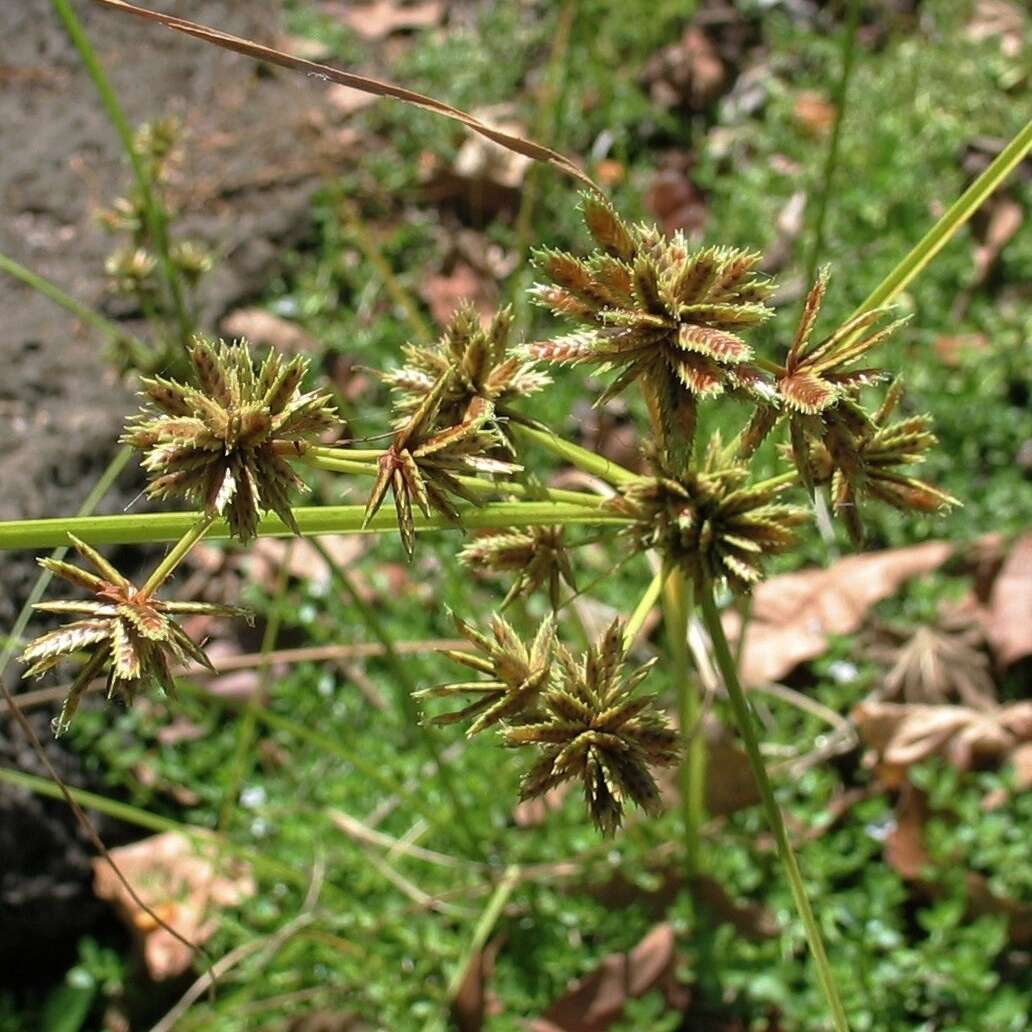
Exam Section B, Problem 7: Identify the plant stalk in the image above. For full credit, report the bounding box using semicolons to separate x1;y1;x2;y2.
504;415;639;486
0;502;629;552
139;512;216;597
663;568;705;878
698;585;850;1032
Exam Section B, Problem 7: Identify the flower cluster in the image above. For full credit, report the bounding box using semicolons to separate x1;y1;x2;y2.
381;302;550;428
19;537;246;735
425;615;680;834
123;337;338;542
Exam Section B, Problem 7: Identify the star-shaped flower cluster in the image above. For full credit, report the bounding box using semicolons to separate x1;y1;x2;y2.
530;195;775;460
19;536;247;735
123;337;339;542
504;620;680;836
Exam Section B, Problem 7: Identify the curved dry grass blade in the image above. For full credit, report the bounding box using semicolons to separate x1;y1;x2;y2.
95;0;599;193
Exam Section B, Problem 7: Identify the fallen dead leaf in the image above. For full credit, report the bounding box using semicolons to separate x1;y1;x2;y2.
325;83;379;116
419;261;497;328
645;168;707;237
247;535;369;592
966;0;1026;58
328;0;444;41
221;307;318;354
531;923;686;1032
792;91;836;136
933;333;989;367
973;196;1023;282
451;935;504;1032
724;541;955;686
853;699;1032;782
981;532;1032;666
642;26;725;111
94;832;255;980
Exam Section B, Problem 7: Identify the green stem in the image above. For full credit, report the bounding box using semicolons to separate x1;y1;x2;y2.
505;414;640;486
309;539;484;860
50;0;192;348
662;568;704;878
0;502;629;551
310;446;384;462
305;452;610;509
0;252;151;362
622;568;666;651
698;585;849;1032
803;0;861;287
446;864;521;1001
139;512;215;597
852;117;1032;318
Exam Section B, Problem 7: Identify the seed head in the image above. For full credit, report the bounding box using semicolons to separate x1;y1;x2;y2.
381;303;550;428
417;612;556;735
802;379;958;544
609;437;808;592
363;372;519;560
504;619;680;836
19;536;247;736
123;336;339;542
530;195;775;458
459;525;576;610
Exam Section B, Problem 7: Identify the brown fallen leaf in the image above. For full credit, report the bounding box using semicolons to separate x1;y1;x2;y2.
247;535;370;592
451;935;504;1032
645;167;707;237
532;923;686;1032
886;784;1032;945
853;699;1032;783
641;26;725;111
420;261;497;328
973;196;1023;282
966;0;1026;58
981;532;1032;666
793;91;836;136
932;332;989;367
866;619;997;709
94;832;255;980
221;307;318;354
328;0;444;41
723;541;955;686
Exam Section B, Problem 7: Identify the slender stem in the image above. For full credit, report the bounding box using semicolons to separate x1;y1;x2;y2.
0;444;132;680
698;585;850;1032
139;512;215;597
0;502;630;551
309;538;484;860
305;452;610;509
310;446;383;462
803;0;861;288
852;117;1032;319
446;864;521;1001
662;568;704;878
50;0;192;348
505;415;640;486
0;252;151;362
622;568;666;651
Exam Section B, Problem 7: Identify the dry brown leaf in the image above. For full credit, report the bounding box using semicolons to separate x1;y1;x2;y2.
645;168;707;237
853;699;1032;781
973;196;1023;281
793;91;836;136
95;1;597;192
93;832;255;980
329;0;444;40
932;333;989;367
451;935;504;1032
247;535;369;592
723;541;954;686
325;83;379;116
982;532;1032;666
966;0;1026;57
532;923;685;1032
642;26;725;111
220;307;318;354
420;261;497;328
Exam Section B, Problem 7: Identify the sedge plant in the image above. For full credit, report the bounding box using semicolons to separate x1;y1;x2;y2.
3;5;1030;1025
